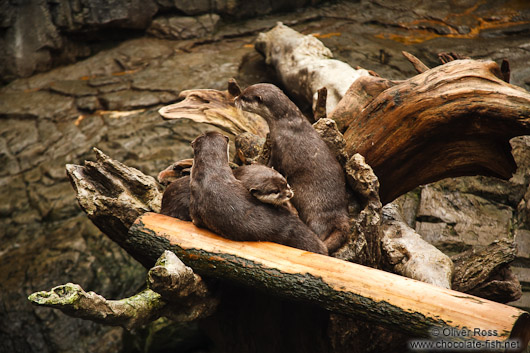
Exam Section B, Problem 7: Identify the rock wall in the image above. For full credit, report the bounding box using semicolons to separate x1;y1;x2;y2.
0;0;325;84
0;35;260;353
395;136;530;308
1;1;529;352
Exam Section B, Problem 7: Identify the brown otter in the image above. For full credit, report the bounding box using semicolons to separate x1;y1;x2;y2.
160;164;297;220
158;158;194;186
233;164;297;215
235;83;350;253
160;176;192;221
188;131;327;255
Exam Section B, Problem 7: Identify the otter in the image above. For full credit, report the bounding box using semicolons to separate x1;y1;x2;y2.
235;83;350;253
233;164;297;215
160;176;192;221
160;164;297;220
157;158;193;186
188;131;327;255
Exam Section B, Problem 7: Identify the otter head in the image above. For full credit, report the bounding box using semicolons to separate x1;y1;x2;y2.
249;176;294;206
191;131;230;162
235;83;297;123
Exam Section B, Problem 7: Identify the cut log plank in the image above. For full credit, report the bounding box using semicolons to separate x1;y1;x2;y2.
129;212;530;348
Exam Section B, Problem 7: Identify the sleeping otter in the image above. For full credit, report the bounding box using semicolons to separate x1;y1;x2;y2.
160;164;297;220
188;131;327;254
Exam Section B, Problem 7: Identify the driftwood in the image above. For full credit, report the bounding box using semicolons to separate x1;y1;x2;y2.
29;22;530;353
28;147;529;352
159;86;268;137
452;239;522;303
255;22;371;113
28;250;217;330
66;147;163;268
334;59;530;203
401;51;429;74
252;25;530;204
124;212;530;346
381;203;453;289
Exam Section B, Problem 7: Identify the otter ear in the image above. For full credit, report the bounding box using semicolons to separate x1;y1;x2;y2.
256;95;263;103
224;135;229;143
249;188;258;195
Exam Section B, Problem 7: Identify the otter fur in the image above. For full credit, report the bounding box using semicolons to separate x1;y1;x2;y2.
188;131;327;255
160;164;297;220
235;83;350;252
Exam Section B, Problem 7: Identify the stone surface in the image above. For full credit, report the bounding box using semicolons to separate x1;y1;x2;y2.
147;14;220;40
1;0;530;352
0;0;327;84
415;184;514;253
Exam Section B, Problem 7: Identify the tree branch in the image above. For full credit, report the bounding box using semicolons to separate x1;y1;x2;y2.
28;250;218;329
127;212;530;345
336;59;530;203
452;239;522;303
401;51;430;74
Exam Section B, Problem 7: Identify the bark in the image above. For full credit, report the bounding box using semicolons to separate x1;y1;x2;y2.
28;251;217;330
127;212;530;348
335;59;530;203
452;239;522;303
255;22;371;113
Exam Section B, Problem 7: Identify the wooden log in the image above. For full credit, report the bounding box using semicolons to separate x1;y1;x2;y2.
158;85;268;137
452;239;522;303
28;250;218;329
401;51;430;74
129;212;530;348
336;59;530;203
255;22;371;113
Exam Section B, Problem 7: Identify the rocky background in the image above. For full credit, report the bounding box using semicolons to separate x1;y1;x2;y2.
1;0;530;352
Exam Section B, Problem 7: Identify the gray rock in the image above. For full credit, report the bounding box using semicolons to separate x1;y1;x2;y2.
174;0;212;15
99;90;162;110
76;96;102;111
50;0;158;32
48;80;98;97
0;0;62;82
415;185;514;253
147;14;220;40
0;91;76;119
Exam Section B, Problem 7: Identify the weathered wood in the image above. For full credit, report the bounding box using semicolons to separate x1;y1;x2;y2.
29;284;165;330
255;22;371;113
336;59;530;203
452;239;522;303
128;212;530;347
330;75;397;132
28;250;218;329
381;203;453;289
159;86;268;137
66;148;164;268
401;51;430;74
313;87;328;121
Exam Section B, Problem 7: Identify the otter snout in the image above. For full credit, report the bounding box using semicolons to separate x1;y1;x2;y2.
283;186;294;201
